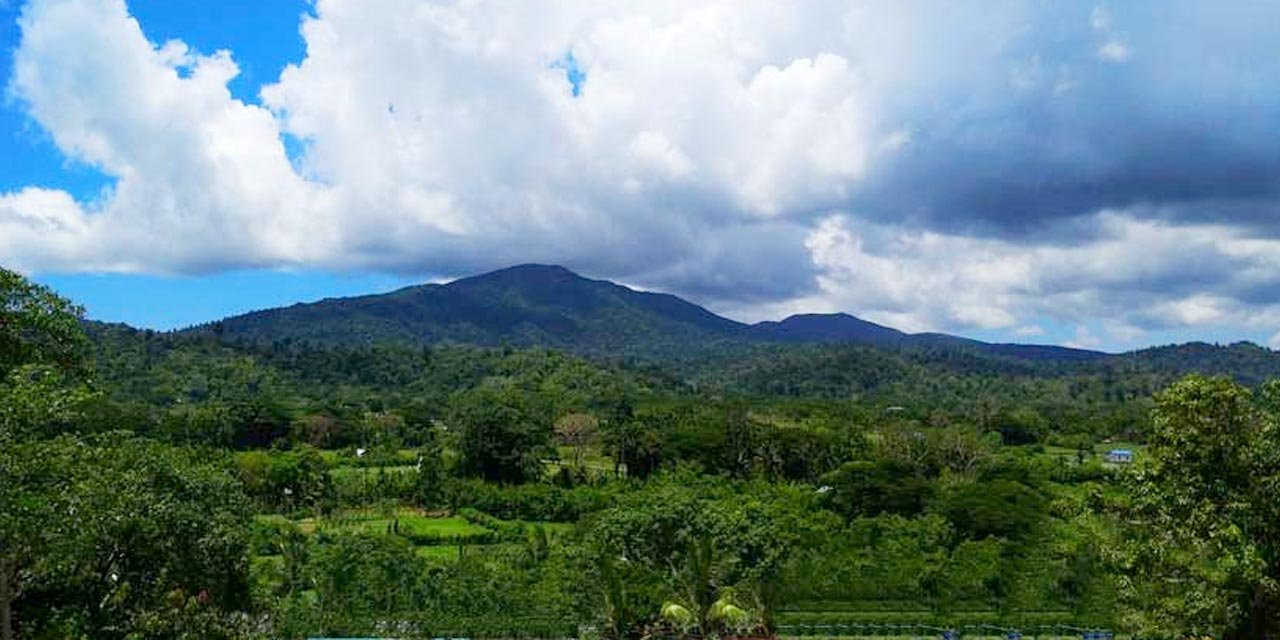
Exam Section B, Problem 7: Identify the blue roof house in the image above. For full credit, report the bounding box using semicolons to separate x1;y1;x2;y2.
1106;449;1134;464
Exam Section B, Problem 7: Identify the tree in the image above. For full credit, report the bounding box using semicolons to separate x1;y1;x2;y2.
0;271;98;640
0;267;88;379
935;479;1045;541
307;533;426;631
586;475;822;637
0;269;93;440
586;480;727;638
821;460;933;518
450;383;551;484
603;413;664;479
1123;375;1280;639
417;423;448;507
236;446;329;512
0;365;95;438
596;394;637;476
554;412;598;470
293;412;345;448
722;405;759;478
0;434;252;639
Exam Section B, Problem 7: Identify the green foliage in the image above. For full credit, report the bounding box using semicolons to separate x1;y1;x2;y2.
450;381;553;483
0;364;97;438
447;477;623;521
0;267;88;378
236;446;330;512
934;479;1047;541
308;533;427;622
0;270;95;442
822;460;933;518
86;321;670;451
1122;375;1280;639
264;528;579;638
17;265;1280;638
583;473;830;637
0;433;252;639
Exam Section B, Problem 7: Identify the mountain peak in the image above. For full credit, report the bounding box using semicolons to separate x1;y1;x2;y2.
750;312;905;344
453;263;583;285
492;263;578;276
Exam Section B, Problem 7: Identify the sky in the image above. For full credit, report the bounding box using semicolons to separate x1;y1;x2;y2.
2;0;1279;351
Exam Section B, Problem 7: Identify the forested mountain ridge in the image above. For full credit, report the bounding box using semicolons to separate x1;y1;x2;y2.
189;264;744;358
746;313;1103;362
747;312;907;344
186;263;1101;361
78;262;1274;409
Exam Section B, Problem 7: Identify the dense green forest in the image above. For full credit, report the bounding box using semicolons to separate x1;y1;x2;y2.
4;266;1280;639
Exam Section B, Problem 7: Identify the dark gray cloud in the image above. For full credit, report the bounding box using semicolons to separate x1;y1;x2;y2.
842;1;1280;239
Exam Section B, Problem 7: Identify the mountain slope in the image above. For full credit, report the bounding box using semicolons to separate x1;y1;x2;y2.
747;313;1101;361
197;264;749;357
191;263;1106;361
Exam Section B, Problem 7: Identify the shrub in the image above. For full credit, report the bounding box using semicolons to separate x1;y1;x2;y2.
445;478;622;521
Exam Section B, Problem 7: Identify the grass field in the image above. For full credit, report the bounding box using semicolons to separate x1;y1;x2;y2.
328;464;418;481
253;505;573;570
319;448;420;467
279;508;491;540
414;545;460;559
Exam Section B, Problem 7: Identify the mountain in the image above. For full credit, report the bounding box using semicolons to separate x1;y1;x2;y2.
196;264;747;357
191;263;1101;361
746;313;1100;361
748;313;906;344
1115;341;1280;386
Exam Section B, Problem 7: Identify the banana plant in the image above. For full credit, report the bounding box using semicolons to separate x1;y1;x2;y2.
660;601;696;638
708;588;754;635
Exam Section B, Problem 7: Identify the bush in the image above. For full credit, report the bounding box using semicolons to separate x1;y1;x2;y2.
457;507;529;542
932;480;1046;540
445;478;622;521
328;465;420;507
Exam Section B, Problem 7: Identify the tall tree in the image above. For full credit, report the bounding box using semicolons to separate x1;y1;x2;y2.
0;269;95;640
0;434;252;639
1123;375;1280;639
0;268;92;440
554;412;598;470
450;382;551;484
586;475;824;638
0;267;88;378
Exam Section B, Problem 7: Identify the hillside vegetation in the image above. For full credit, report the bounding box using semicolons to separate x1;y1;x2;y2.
5;266;1280;639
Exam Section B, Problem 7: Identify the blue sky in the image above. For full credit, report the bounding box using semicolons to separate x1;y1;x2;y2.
0;0;309;198
0;0;374;329
3;1;1280;350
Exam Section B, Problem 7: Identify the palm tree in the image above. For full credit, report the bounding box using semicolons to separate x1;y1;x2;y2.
599;554;636;639
681;534;718;634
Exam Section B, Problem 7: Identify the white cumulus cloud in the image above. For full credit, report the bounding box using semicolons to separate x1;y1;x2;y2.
3;0;1280;350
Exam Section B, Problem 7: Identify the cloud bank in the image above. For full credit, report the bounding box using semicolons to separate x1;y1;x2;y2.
4;0;1280;348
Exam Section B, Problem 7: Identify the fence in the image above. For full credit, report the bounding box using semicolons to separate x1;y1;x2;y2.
775;623;1116;639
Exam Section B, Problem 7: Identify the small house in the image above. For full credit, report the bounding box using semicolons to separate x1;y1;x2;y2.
1106;448;1134;464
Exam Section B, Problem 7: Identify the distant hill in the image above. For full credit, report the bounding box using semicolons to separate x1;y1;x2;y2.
746;313;1100;361
748;313;906;344
182;263;1117;363
1116;341;1280;386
